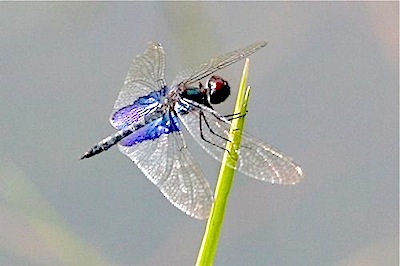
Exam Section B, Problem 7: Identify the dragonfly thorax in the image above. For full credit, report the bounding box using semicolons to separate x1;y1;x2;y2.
179;75;230;109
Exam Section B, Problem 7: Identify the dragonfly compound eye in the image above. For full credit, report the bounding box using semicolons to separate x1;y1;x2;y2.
207;75;230;104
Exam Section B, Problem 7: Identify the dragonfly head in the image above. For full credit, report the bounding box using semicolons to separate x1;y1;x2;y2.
206;75;230;104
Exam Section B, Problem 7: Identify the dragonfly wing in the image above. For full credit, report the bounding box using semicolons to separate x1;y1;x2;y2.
170;41;267;89
112;42;167;114
117;112;213;219
176;99;304;185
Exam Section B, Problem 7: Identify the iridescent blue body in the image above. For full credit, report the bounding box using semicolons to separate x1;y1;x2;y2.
81;87;187;159
81;76;230;159
110;87;182;146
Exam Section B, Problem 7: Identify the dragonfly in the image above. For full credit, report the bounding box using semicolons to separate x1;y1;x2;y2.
80;41;304;219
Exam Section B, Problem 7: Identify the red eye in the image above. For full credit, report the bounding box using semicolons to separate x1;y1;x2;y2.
207;75;225;92
207;75;230;104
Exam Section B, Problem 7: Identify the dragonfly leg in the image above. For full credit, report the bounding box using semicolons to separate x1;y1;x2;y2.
211;111;252;149
199;111;236;157
222;110;248;121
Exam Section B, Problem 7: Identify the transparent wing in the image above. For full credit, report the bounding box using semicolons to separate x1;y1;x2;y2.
170;41;267;89
112;42;167;113
176;99;304;185
118;127;213;220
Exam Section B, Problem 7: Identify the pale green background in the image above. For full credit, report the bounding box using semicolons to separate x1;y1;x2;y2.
1;2;398;266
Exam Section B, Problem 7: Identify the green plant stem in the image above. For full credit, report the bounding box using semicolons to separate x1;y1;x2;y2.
196;58;251;266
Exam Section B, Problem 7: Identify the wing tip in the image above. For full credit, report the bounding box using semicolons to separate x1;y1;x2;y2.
147;41;163;50
282;165;305;185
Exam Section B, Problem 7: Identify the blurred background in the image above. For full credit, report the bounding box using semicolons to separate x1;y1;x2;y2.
0;2;398;266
